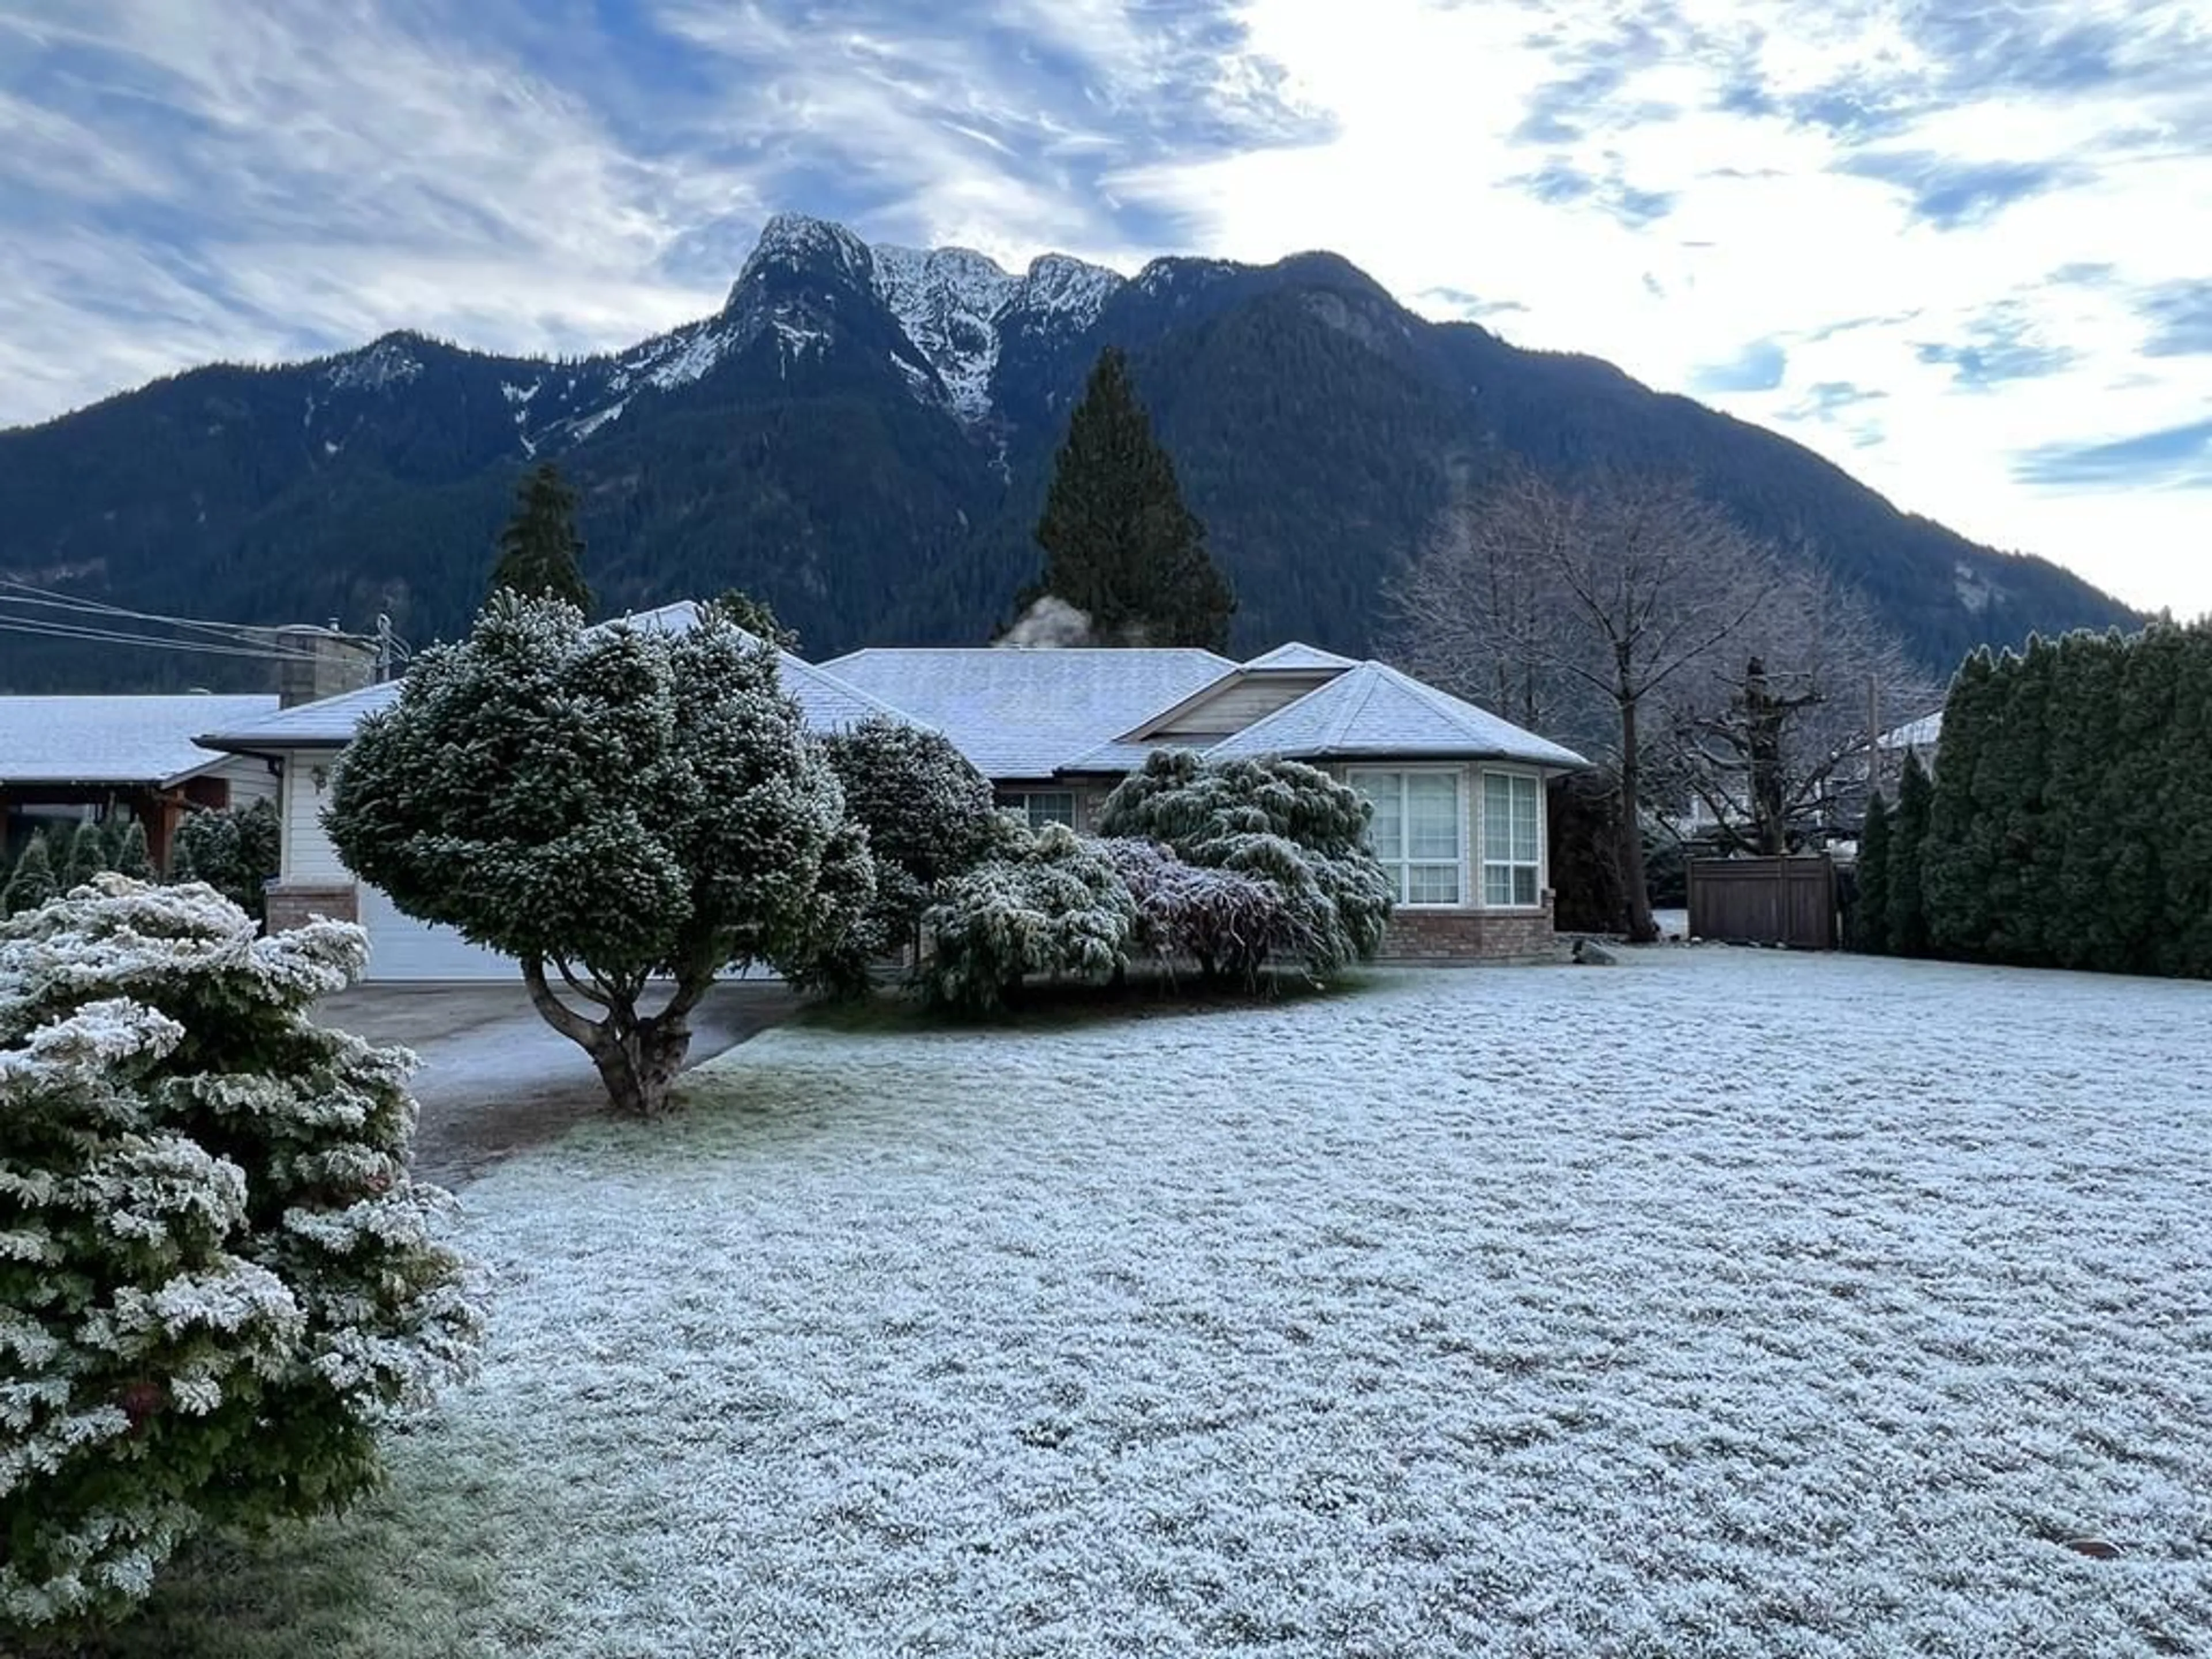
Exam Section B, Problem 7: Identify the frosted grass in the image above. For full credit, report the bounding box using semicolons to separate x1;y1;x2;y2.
114;948;2212;1656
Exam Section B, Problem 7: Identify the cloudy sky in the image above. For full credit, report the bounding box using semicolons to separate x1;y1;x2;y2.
2;0;2207;616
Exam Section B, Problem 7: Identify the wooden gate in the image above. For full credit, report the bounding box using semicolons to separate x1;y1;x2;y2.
1687;856;1837;949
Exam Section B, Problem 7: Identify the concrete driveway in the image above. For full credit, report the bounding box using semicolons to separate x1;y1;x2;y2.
316;978;798;1188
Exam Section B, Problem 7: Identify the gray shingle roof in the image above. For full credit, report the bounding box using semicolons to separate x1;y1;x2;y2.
1;695;279;785
1204;661;1588;768
820;647;1236;779
199;624;926;753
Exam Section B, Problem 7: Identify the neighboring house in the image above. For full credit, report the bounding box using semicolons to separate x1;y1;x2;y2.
196;609;1589;980
0;695;281;869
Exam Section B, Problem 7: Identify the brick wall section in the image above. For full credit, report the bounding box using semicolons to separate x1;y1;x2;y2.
264;882;358;932
1380;893;1559;963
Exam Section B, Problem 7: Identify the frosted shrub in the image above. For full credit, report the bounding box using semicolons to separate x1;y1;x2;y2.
0;878;487;1637
918;819;1136;1015
808;717;998;993
1097;838;1289;983
1099;751;1395;976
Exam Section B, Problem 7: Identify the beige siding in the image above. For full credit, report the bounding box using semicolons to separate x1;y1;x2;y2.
278;752;353;884
209;755;279;809
1152;673;1334;738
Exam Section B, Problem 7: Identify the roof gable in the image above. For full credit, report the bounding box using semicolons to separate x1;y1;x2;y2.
1203;662;1587;768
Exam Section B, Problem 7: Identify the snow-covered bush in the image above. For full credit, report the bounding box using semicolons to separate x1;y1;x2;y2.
809;717;997;990
168;797;280;919
1097;838;1290;983
918;819;1136;1016
0;878;487;1637
1098;751;1395;976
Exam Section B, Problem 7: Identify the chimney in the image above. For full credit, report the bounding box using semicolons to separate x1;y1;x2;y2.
274;624;376;708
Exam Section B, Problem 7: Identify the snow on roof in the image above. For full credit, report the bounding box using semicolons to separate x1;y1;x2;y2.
820;647;1236;779
1204;661;1588;768
1879;711;1943;750
200;607;925;753
1243;641;1358;671
0;695;279;786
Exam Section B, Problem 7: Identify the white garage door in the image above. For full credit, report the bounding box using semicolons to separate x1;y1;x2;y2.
357;884;517;982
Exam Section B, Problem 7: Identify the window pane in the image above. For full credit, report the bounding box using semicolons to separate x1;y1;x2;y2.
1513;865;1538;906
1028;791;1075;828
1408;863;1461;905
1511;777;1540;862
1484;864;1514;907
1355;771;1404;860
1406;774;1460;859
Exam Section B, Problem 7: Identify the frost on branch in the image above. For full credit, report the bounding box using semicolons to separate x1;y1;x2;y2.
0;877;487;1635
918;818;1136;1015
1096;838;1290;984
1098;751;1394;977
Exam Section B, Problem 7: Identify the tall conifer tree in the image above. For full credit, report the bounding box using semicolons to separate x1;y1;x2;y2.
490;463;592;614
1887;749;1933;957
1032;348;1234;650
1854;793;1891;955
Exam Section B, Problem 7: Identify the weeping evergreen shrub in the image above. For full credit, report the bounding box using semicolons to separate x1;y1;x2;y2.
917;819;1136;1016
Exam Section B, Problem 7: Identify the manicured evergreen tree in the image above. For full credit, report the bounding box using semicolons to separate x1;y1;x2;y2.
62;820;107;891
1;835;58;919
2044;632;2126;969
1886;749;1933;957
327;593;873;1115
109;818;153;881
1921;647;1992;953
816;716;997;975
0;878;485;1635
488;461;592;614
169;799;281;921
1031;347;1234;650
2094;623;2180;974
1854;792;1891;955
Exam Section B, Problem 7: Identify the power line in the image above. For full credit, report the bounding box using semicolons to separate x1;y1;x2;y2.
0;578;369;650
0;614;336;663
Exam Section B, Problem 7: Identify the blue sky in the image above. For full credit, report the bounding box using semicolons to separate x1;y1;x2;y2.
2;0;2207;618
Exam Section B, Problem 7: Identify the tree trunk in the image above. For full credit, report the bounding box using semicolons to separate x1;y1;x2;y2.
521;957;699;1118
1617;688;1659;944
585;1012;692;1119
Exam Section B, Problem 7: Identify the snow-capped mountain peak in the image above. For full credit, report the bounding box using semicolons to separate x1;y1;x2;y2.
872;244;1021;422
732;212;876;300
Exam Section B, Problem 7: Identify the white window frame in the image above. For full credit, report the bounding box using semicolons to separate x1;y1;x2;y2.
1001;789;1077;830
1347;766;1467;908
1480;767;1545;910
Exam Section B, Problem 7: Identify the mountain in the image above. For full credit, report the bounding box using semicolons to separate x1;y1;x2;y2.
0;212;2137;692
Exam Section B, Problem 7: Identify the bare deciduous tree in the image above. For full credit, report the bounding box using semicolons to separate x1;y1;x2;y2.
1385;464;1781;942
1656;571;1938;857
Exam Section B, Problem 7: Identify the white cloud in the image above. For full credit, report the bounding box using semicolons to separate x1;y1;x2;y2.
0;0;2207;619
1107;0;2212;620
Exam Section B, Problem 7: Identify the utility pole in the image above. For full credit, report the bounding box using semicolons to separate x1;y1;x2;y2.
1865;672;1881;813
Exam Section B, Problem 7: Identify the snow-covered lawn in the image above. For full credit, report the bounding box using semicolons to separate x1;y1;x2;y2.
116;948;2211;1656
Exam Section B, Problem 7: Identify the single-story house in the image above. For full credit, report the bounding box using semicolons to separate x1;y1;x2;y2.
0;694;282;869
195;605;1588;979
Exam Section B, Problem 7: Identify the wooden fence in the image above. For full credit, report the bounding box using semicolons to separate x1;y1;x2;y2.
1686;855;1838;950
